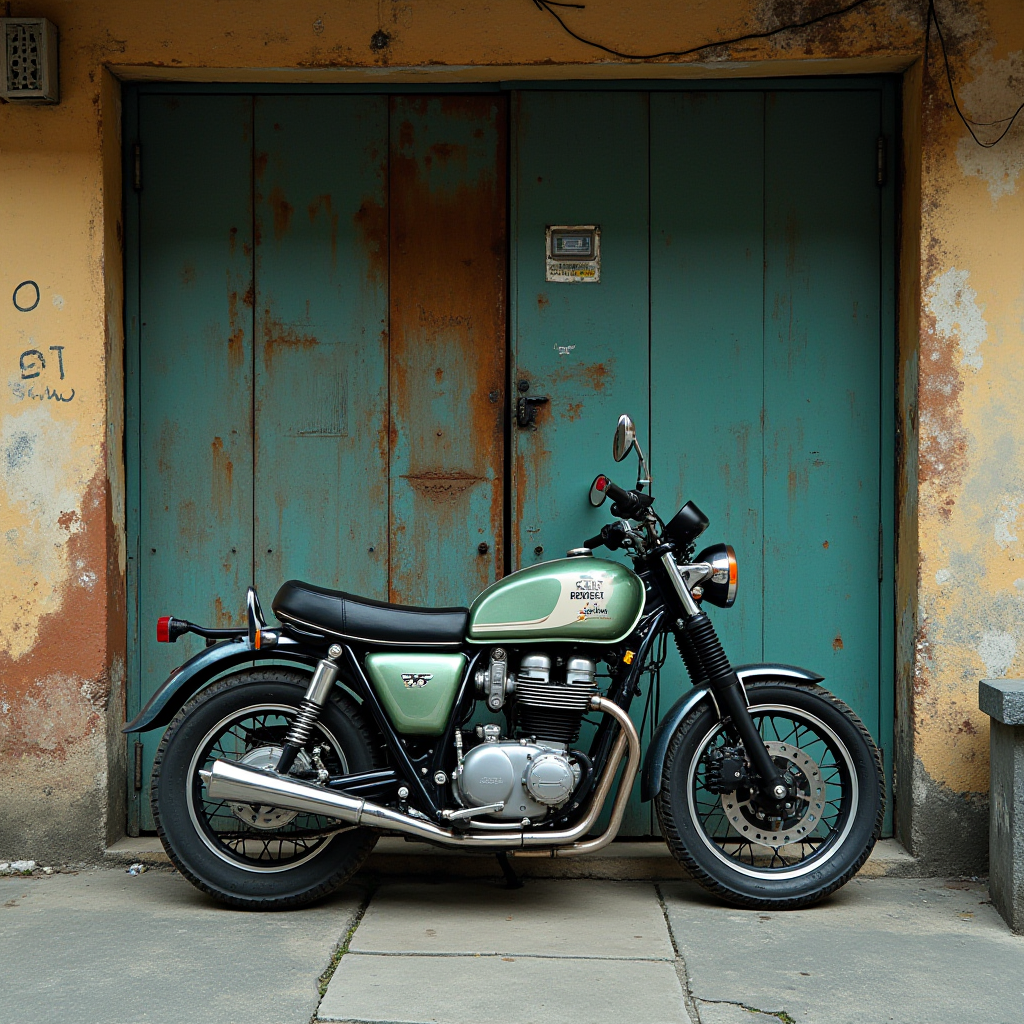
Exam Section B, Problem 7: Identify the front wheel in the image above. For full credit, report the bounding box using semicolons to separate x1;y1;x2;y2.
152;669;381;910
655;681;884;910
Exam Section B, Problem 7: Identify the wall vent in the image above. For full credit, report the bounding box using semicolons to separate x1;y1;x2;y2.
1;18;59;104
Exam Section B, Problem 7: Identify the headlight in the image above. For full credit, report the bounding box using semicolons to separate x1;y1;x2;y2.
695;543;738;608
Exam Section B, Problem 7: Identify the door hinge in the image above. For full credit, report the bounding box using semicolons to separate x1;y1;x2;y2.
132;142;142;192
876;135;887;187
878;522;884;582
133;740;144;790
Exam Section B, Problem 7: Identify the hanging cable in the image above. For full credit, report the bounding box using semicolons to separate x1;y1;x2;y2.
526;0;1024;149
527;0;878;63
926;0;1024;148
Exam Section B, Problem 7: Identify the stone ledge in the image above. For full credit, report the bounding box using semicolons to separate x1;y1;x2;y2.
979;679;1024;726
104;835;919;879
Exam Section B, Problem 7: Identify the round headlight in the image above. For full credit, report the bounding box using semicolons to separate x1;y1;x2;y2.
695;543;738;608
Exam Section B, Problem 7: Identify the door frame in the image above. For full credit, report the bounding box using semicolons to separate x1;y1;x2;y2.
123;76;896;835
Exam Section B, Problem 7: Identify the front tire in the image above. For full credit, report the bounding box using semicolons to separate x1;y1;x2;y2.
655;681;884;910
152;669;381;910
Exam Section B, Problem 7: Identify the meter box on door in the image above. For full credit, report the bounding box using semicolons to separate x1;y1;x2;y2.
545;226;600;283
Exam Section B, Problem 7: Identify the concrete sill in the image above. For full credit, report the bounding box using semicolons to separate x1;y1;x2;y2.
105;835;919;880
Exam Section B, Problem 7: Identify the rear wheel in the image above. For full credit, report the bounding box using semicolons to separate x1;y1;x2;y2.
152;669;381;910
655;681;884;910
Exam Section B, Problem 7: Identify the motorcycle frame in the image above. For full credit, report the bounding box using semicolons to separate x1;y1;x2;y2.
127;547;823;840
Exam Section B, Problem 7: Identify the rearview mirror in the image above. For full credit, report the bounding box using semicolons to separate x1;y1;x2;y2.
589;475;609;507
613;415;636;463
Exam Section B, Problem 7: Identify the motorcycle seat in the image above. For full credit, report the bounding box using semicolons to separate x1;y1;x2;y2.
272;579;468;647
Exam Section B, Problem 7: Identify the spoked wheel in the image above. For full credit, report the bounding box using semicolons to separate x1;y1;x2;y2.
152;669;381;910
656;681;884;910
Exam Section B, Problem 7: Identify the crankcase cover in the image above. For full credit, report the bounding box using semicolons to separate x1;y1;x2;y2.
457;741;559;820
524;752;577;807
467;557;644;643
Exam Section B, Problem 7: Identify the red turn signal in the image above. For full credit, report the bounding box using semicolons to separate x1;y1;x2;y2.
156;616;171;642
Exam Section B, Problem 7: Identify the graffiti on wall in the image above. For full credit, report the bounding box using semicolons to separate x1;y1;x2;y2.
9;281;75;403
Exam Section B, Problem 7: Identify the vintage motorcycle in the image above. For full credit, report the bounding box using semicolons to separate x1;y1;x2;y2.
125;414;883;911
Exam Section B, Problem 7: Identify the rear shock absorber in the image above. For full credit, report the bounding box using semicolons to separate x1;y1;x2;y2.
275;644;343;775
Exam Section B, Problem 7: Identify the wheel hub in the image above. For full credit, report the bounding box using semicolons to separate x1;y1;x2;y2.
227;745;312;830
720;740;825;848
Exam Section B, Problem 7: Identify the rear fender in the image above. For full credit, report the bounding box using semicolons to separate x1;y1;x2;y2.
123;637;320;734
640;663;825;802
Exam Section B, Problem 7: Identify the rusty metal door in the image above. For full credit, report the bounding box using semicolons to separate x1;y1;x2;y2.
127;91;507;830
388;96;507;607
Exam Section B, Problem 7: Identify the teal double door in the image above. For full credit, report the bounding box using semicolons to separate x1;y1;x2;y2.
126;83;894;834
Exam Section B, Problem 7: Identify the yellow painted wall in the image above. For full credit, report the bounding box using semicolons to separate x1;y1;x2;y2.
0;0;1020;865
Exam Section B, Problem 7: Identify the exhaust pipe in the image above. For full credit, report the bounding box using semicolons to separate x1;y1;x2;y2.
202;696;640;853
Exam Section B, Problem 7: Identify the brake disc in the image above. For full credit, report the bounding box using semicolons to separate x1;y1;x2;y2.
720;740;826;848
227;745;312;830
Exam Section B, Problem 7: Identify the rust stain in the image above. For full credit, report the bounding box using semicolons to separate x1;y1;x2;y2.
210;436;234;514
254;151;269;179
261;315;318;370
57;510;80;531
268;185;294;240
823;540;829;549
226;291;245;372
566;402;583;422
353;195;388;283
537;293;549;310
229;226;238;255
242;283;255;308
181;263;196;286
832;634;844;651
308;193;339;267
387;95;507;605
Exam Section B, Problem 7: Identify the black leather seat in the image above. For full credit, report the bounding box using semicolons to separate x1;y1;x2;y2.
272;580;468;646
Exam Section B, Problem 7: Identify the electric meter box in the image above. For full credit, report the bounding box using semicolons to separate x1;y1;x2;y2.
1;18;59;104
546;225;600;283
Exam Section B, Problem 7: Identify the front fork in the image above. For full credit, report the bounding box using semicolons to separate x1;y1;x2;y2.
656;549;789;800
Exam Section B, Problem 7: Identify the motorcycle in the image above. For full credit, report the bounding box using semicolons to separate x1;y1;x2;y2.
125;413;883;910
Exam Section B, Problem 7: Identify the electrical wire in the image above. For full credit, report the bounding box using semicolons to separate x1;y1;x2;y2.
527;0;878;62
926;0;1024;148
526;0;1024;149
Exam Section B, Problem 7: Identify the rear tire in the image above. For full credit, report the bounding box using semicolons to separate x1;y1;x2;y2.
152;669;381;910
655;681;884;910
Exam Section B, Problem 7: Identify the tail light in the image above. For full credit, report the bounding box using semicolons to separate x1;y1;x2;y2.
156;616;189;643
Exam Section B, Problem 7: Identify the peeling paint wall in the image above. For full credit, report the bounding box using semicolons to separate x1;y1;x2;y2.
909;0;1024;870
0;0;1020;868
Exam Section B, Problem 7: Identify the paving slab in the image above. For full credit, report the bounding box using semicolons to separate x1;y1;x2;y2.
318;953;690;1024
661;877;1024;1024
0;868;363;1024
350;879;674;958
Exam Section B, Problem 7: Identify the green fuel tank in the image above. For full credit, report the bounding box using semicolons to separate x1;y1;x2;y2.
467;555;645;644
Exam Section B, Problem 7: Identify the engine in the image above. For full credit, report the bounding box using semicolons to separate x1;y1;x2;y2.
452;649;597;822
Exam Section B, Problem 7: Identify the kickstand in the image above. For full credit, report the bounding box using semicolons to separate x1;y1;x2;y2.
496;851;523;890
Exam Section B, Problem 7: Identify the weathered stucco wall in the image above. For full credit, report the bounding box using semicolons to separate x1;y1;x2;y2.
909;0;1024;870
0;0;1021;866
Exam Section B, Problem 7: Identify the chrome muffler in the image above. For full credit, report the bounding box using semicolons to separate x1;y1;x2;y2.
201;696;640;852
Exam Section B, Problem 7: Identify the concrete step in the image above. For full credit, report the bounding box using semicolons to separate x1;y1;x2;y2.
105;835;919;879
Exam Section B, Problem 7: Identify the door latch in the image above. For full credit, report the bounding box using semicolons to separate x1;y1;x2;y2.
515;380;549;429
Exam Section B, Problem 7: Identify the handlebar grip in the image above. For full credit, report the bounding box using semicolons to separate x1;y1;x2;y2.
584;533;606;550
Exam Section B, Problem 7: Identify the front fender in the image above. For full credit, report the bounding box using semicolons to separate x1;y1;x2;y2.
123;637;320;734
640;662;825;802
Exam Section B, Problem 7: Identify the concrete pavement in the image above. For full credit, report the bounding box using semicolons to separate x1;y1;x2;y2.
2;867;1023;1023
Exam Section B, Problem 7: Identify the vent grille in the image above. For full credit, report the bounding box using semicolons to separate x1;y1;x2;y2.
515;679;596;711
1;19;58;103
